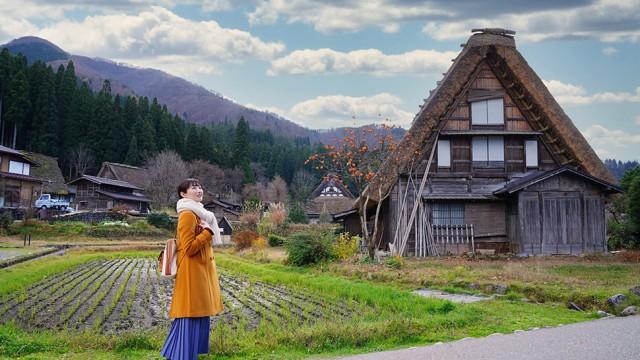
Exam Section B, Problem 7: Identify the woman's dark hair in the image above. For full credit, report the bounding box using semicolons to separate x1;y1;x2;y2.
177;178;202;199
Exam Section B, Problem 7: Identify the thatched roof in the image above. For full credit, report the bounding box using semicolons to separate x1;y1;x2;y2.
305;196;355;216
311;173;355;199
97;162;149;189
362;29;614;204
68;174;143;190
22;151;68;194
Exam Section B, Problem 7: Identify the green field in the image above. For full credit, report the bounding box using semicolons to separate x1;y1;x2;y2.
0;248;596;359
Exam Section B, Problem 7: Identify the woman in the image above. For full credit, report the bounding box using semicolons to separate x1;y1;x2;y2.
161;178;224;360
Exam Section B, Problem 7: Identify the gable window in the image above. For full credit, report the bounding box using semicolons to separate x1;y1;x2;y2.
437;140;451;168
432;203;464;225
8;161;30;175
525;140;538;168
471;98;504;125
472;136;504;168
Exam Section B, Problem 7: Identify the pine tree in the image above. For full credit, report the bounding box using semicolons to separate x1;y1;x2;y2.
233;117;250;165
56;61;76;152
30;65;58;154
135;115;157;160
185;124;200;161
124;134;140;166
3;70;30;148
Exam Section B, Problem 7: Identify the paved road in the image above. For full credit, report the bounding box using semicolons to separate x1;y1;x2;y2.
336;316;640;360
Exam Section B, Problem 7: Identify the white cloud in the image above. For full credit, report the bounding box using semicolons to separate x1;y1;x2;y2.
201;0;232;12
248;0;451;34
289;93;414;129
582;124;640;147
602;47;618;56
422;1;640;43
268;48;458;76
543;80;640;105
35;7;284;64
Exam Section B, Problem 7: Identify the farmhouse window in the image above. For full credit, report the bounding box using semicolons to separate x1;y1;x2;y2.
432;203;465;225
8;161;30;175
471;98;504;125
437;140;451;167
472;136;504;168
525;140;538;168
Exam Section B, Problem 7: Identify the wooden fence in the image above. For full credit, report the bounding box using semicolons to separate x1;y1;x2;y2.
431;224;475;255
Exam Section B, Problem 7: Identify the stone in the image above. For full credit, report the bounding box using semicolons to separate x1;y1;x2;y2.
621;306;638;317
468;283;480;290
597;310;613;318
607;294;626;306
630;286;640;297
495;284;508;295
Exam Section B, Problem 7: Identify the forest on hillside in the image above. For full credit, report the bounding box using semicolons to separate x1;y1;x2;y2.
0;49;319;186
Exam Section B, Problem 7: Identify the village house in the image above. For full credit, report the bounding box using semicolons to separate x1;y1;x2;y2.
67;175;151;213
23;152;74;205
361;29;622;256
306;174;355;223
204;197;241;221
0;145;42;210
97;162;149;189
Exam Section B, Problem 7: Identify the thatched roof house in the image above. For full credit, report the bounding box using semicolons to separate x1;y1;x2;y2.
360;29;621;256
306;174;356;222
97;162;148;189
22;152;70;197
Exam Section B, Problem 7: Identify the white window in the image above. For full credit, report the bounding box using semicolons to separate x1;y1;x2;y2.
472;136;504;167
9;161;30;175
437;140;451;167
471;98;504;125
525;140;538;168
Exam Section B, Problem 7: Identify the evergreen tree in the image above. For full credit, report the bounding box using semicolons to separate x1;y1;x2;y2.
185;124;200;161
124;134;141;166
104;94;129;162
233;117;250;165
3;70;29;148
56;61;76;152
30;65;58;154
135;115;157;159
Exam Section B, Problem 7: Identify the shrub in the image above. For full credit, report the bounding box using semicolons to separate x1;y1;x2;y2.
146;213;176;231
252;236;267;249
239;212;260;232
268;234;286;247
332;233;360;260
233;230;260;251
285;231;333;266
288;202;309;224
257;216;275;237
0;212;14;229
384;255;404;269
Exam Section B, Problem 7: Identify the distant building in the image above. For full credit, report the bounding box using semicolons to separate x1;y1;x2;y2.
67;175;150;213
22;151;74;204
306;174;355;223
204;198;241;221
0;145;42;209
97;162;149;189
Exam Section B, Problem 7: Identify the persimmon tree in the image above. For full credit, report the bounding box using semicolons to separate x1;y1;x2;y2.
306;124;397;258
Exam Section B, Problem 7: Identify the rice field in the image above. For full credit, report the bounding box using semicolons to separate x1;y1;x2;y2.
0;258;351;333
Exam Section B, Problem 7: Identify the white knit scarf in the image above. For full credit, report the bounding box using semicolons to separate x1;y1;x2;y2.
176;198;222;245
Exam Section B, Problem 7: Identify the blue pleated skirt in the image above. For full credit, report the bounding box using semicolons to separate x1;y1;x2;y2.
161;317;210;360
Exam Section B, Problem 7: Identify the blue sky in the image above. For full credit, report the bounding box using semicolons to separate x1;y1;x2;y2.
1;0;638;160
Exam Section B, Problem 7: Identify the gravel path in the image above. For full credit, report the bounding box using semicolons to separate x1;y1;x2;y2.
336;316;640;360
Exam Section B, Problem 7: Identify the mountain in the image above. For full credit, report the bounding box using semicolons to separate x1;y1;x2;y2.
2;36;322;139
2;36;405;143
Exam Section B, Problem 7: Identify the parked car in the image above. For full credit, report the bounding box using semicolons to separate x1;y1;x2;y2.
35;194;70;210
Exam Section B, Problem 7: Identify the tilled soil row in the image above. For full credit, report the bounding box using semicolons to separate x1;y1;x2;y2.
0;258;354;333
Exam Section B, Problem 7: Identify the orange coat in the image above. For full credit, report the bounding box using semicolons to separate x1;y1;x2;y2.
169;210;224;318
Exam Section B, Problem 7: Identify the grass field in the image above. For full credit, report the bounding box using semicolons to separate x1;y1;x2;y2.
0;248;597;359
324;254;640;312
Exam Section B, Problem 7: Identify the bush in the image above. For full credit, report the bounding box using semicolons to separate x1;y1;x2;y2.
233;230;260;251
0;212;14;229
332;233;360;260
268;234;286;247
384;255;404;269
239;212;260;232
288;202;309;224
146;213;176;231
285;231;333;266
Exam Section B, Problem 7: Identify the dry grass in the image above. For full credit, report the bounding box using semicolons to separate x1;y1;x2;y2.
325;254;640;311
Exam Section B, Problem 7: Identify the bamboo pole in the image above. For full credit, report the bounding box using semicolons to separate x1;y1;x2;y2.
395;131;440;256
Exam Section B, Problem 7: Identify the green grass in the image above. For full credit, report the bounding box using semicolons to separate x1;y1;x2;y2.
0;251;595;359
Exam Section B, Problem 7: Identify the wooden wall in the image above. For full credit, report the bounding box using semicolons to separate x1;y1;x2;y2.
515;173;606;255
